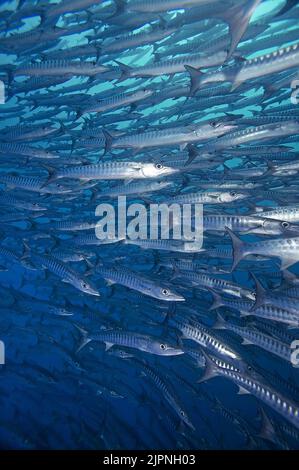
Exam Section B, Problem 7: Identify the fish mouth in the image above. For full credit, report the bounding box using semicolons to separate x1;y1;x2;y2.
169;294;185;302
165;348;184;356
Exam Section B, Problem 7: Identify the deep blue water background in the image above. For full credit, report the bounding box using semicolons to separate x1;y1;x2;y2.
0;0;299;450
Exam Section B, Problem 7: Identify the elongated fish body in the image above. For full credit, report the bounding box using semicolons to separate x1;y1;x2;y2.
117;50;227;80
201;354;299;430
18;300;73;316
1;125;59;142
259;207;299;223
112;122;236;150
166;191;247;204
68;234;122;246
271;161;299;175
211;294;299;327
214;316;292;362
50;220;98;231
45;0;98;18
27;251;100;296
175;269;253;299
15;60;109;77
0;193;46;211
227;228;299;270
133;359;194;429
82;89;153;114
96;181;171;198
123;238;201;253
45;161;178;183
202;214;297;236
128;0;214;12
102;27;176;52
79;329;184;356
201;122;299;153
94;264;185;301
187;43;299;94
0;143;58;159
170;315;239;361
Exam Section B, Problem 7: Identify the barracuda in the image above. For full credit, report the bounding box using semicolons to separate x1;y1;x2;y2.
199;351;299;430
226;227;299;271
169;314;240;361
91;263;185;302
75;326;184;356
210;291;299;327
213;314;292;363
15;60;109;77
22;247;100;297
82;89;153;114
187;43;299;95
43;161;178;185
105;121;236;151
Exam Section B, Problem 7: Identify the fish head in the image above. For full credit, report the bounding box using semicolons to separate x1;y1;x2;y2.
141;163;178;178
205;121;237;138
153;285;185;302
30;202;48;211
177;408;195;431
77;278;100;296
219;191;248;203
138;88;154;99
260;218;299;236
257;218;290;235
278;220;299;236
147;338;184;356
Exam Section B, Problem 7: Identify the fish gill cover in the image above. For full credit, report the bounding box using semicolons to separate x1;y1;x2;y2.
0;0;299;451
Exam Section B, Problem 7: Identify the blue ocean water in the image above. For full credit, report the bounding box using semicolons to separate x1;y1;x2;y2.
0;0;299;450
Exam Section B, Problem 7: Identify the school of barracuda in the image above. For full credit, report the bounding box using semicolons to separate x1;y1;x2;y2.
0;0;299;450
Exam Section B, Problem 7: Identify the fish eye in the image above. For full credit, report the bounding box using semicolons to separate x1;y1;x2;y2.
155;163;164;170
180;410;186;417
160;343;166;350
281;221;289;229
230;191;236;197
247;365;252;371
161;288;169;296
82;282;87;288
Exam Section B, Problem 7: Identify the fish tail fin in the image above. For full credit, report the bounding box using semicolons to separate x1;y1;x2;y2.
250;272;267;310
212;312;227;329
220;0;262;62
84;258;95;276
102;128;113;155
257;407;276;443
162;303;177;326
209;291;225;311
41;165;57;187
184;65;204;96
196;349;218;383
225;226;247;271
74;324;91;352
275;0;297;16
21;241;31;260
114;60;132;83
185;143;199;166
